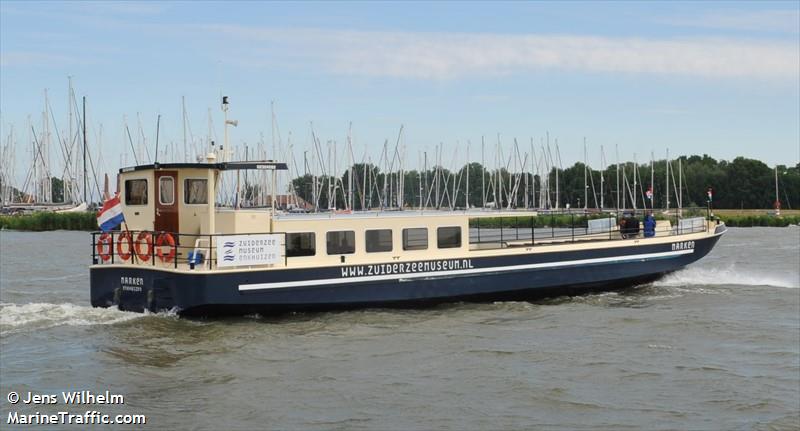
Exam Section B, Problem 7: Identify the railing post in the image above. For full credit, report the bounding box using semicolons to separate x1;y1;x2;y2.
551;213;554;239
477;218;481;243
500;217;503;244
571;213;575;242
110;233;115;264
515;217;519;240
174;233;178;269
92;233;97;264
152;231;156;266
530;216;534;245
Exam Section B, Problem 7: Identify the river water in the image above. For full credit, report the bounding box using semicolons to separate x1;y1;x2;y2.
1;228;798;430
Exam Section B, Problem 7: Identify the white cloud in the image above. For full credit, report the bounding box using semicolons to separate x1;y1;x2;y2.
203;25;800;81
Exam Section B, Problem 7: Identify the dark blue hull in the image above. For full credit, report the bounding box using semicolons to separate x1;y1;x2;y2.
90;231;723;316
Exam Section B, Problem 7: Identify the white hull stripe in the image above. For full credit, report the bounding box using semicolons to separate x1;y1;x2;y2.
238;248;694;292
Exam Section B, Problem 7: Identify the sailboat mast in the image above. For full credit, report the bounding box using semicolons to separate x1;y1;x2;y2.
665;149;670;211
348;122;353;211
583;137;587;210
182;96;188;162
600;145;605;209
775;166;780;214
481;136;485;208
650;152;654;210
678;157;683;210
554;137;559;210
632;153;638;210
615;145;620;211
82;96;87;204
466;142;470;209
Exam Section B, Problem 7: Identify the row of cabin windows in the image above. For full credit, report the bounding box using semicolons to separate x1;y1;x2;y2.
286;227;462;257
124;179;209;206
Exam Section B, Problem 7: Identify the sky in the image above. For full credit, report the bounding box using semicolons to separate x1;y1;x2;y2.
1;0;799;183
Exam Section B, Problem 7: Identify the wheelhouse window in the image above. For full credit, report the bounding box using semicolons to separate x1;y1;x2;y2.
184;179;208;204
125;179;148;205
437;226;461;249
159;177;174;205
365;229;392;252
327;231;355;255
402;228;427;251
286;232;316;257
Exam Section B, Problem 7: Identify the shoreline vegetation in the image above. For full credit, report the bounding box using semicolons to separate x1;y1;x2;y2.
0;209;798;232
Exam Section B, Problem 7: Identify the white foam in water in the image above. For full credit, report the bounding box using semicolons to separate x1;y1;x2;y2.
0;302;143;334
654;265;799;289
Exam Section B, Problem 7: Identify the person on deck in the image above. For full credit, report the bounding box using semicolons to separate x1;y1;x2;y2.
644;212;656;238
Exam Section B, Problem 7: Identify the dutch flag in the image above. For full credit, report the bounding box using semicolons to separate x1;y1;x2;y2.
97;195;125;232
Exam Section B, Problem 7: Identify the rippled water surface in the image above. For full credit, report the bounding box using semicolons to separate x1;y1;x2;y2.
1;228;798;430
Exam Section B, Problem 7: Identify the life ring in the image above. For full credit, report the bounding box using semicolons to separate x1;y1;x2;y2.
116;231;134;261
135;231;154;262
96;233;112;262
156;232;176;263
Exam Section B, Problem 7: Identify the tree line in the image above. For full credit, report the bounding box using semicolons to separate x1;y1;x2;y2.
290;155;800;211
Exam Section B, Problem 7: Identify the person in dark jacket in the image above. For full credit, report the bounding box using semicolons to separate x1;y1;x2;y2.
644;211;656;237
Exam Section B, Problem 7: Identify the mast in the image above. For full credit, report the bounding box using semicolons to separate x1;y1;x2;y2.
678;157;683;210
530;138;536;209
600;145;605;209
632;153;638;210
615;145;620;211
362;149;367;210
583;137;587;210
481;136;485;208
271;101;276;208
154;114;161;164
665;148;670;211
82;96;87;204
775;166;780;215
43;89;50;203
524;144;529;208
423;151;428;210
465;142;469;209
347;123;353;210
650;151;654;210
68;77;73;201
182;96;188;162
222;96;229;159
418;151;423;210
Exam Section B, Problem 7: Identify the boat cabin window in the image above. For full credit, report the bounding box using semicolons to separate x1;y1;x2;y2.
402;228;428;251
365;229;392;252
125;179;148;206
327;231;355;255
184;179;208;205
437;226;461;249
286;232;316;257
159;177;174;205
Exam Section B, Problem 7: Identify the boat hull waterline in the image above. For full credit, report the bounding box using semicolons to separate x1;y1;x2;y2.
90;227;725;316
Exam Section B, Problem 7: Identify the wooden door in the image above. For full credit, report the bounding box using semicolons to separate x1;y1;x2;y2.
155;171;179;234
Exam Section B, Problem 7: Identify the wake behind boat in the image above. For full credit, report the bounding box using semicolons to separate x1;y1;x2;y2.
89;156;726;316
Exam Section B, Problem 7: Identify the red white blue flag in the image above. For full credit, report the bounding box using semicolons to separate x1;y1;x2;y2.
97;195;125;232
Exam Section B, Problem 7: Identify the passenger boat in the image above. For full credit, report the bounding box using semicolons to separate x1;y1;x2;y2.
89;157;726;316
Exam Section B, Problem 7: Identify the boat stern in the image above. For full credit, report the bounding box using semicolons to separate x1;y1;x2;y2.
90;266;179;313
